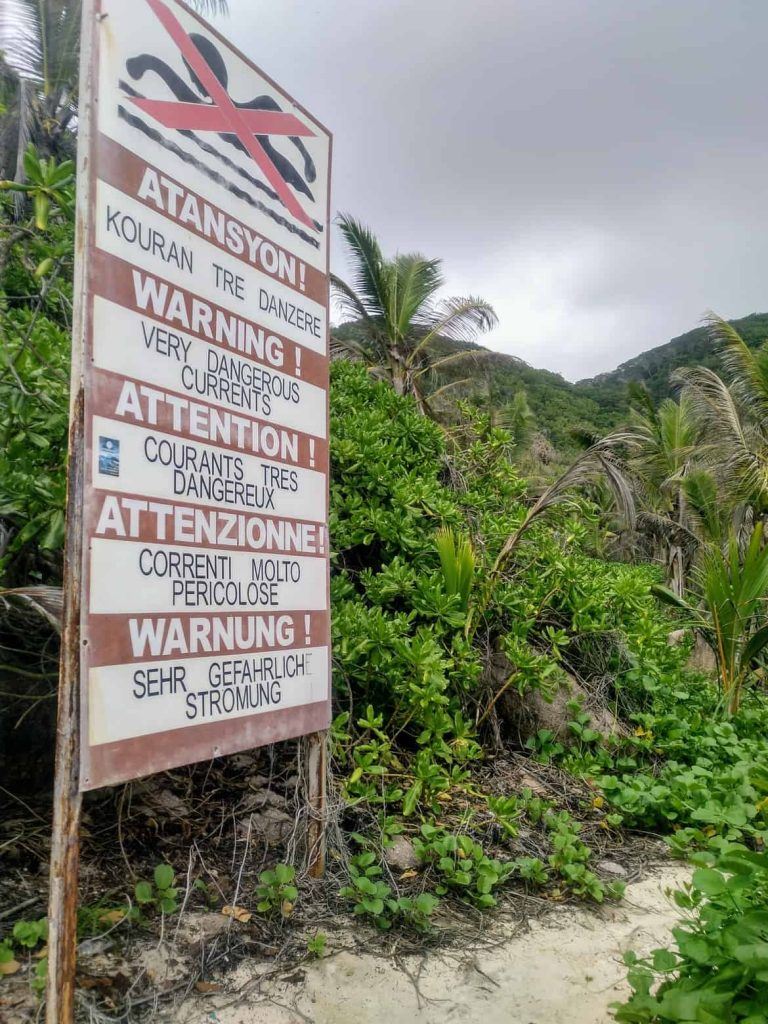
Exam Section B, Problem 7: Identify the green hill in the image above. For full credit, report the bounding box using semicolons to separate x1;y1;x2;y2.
332;311;768;450
575;312;768;415
332;322;612;450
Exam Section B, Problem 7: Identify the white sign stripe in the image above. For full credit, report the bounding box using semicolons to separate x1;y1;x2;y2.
89;538;328;614
96;179;327;353
91;416;327;522
88;645;329;745
92;295;327;438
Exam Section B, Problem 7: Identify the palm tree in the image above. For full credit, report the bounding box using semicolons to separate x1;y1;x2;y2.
675;314;768;518
331;214;498;416
488;389;537;449
627;388;704;595
655;524;768;715
0;0;229;175
465;430;638;638
1;1;81;170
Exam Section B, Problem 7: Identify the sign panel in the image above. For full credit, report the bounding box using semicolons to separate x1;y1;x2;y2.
75;0;332;788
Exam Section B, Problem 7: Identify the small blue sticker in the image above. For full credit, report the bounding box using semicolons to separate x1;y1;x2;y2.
98;436;120;477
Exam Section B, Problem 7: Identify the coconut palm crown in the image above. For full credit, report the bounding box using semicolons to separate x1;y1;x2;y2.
331;214;498;416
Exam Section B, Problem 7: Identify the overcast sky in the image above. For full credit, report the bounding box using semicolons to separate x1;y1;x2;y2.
214;0;768;381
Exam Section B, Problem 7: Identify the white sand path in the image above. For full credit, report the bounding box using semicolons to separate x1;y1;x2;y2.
170;864;689;1024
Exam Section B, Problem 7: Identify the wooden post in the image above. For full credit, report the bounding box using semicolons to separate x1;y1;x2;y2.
45;395;84;1024
303;730;327;878
46;4;95;1020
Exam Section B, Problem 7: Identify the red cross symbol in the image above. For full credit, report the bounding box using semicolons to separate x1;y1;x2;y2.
130;0;317;230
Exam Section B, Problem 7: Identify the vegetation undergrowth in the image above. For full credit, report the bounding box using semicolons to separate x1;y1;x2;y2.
4;148;768;1021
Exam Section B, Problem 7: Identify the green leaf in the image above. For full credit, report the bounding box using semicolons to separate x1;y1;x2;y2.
651;948;677;971
658;989;703;1018
274;863;295;885
741;624;768;669
135;881;154;904
154;864;174;890
692;868;726;897
402;781;422;816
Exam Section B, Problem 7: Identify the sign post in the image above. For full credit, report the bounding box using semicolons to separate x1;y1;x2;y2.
47;0;331;1017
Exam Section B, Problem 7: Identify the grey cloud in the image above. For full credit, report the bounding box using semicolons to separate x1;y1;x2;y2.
216;0;768;379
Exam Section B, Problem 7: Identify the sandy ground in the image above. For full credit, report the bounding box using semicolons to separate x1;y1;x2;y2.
168;863;690;1024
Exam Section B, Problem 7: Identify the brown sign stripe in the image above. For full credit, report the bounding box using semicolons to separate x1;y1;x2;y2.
86;608;330;667
91;250;328;387
96;133;328;304
85;488;328;555
90;366;329;469
81;697;331;790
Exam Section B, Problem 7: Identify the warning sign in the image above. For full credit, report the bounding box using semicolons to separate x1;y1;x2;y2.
73;0;332;788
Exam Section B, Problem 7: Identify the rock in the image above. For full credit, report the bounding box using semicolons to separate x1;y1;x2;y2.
135;943;188;986
667;628;717;674
245;773;270;788
132;783;190;821
518;774;549;797
240;806;294;846
688;633;717;674
531;684;623;741
175;912;232;948
491;651;627;742
596;860;628;879
77;936;114;957
229;753;259;769
384;836;419;872
238;788;288;814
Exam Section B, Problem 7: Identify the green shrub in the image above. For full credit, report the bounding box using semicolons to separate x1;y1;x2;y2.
414;824;513;909
134;863;179;915
255;864;299;917
615;845;768;1022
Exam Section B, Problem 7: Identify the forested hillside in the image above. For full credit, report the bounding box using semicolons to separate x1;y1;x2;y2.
334;312;768;451
577;311;768;415
332;321;614;450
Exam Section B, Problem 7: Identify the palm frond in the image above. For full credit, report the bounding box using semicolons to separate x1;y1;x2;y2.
704;312;768;422
393;254;443;342
741;623;768;670
330;272;372;323
491;390;536;444
411;295;497;358
674;366;767;503
329;330;367;362
1;0;43;82
0;584;62;631
335;213;389;320
188;0;230;13
627;380;658;422
681;468;723;544
412;347;484;379
636;510;700;550
492;431;639;575
7;0;80;93
651;583;697;616
569;426;602;450
421;377;472;403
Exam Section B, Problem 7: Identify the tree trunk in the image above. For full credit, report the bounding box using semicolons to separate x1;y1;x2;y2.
669;544;684;598
12;78;31;222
